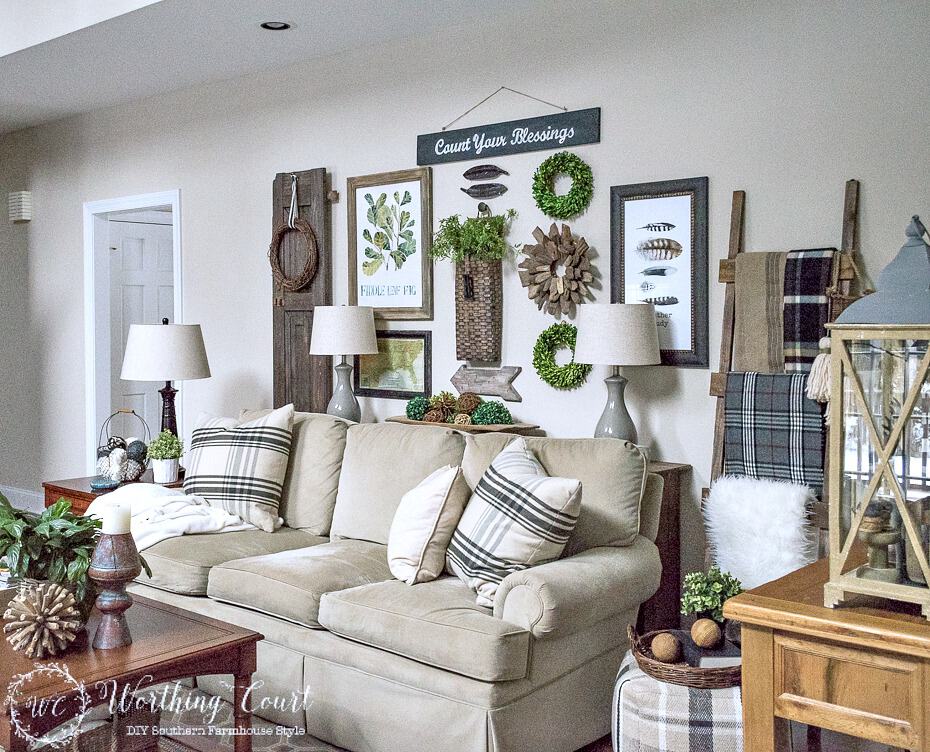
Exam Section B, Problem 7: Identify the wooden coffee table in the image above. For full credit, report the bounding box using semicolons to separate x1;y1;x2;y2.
0;595;262;752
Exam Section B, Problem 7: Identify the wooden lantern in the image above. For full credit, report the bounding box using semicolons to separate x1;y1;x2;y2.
825;216;930;617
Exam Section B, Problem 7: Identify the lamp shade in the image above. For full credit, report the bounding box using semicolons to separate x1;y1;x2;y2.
120;323;211;381
573;304;661;366
309;306;378;356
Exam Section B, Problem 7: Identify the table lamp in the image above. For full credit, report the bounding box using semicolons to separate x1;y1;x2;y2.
573;303;660;442
120;319;211;436
309;306;378;423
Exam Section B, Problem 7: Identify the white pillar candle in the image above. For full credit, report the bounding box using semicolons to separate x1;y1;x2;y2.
101;504;131;535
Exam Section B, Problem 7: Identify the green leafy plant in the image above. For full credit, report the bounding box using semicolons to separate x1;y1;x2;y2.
471;401;513;426
430;209;516;263
532;151;594;220
148;430;183;460
680;566;743;623
405;395;430;421
532;322;592;390
362;190;417;276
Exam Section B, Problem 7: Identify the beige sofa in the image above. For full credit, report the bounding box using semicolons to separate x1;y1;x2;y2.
129;413;663;752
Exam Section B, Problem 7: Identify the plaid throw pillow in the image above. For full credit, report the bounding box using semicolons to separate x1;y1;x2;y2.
446;438;581;607
183;404;295;532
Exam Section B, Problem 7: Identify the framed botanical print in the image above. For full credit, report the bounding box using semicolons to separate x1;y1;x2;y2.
354;330;432;400
610;176;709;367
348;167;433;320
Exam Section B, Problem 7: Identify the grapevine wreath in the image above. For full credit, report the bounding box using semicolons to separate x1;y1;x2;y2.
269;217;319;292
532;322;592;390
531;151;594;220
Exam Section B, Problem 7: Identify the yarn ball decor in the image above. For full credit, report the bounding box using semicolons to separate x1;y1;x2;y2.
126;440;147;463
532;322;591;390
453;413;473;426
471;401;513;426
455;392;483;416
106;436;126;451
691;618;723;649
105;448;128;482
405;396;430;421
124;459;144;482
531;151;594;220
422;409;445;423
3;583;83;659
650;632;682;664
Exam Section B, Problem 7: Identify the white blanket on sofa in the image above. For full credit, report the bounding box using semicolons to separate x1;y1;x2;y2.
84;483;253;551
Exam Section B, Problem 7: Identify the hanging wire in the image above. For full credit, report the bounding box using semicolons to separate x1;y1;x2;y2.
287;174;299;229
441;86;567;131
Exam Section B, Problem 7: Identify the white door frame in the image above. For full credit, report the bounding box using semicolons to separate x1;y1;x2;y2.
83;190;182;472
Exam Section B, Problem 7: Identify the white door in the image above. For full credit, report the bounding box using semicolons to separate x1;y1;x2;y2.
108;218;174;440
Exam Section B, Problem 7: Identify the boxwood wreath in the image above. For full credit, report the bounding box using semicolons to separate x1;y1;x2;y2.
531;151;593;220
532;322;592;390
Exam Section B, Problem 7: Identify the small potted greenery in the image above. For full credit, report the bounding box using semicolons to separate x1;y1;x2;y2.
148;430;184;483
681;566;743;624
430;208;516;361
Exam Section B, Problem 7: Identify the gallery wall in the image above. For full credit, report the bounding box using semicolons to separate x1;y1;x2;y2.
1;0;929;575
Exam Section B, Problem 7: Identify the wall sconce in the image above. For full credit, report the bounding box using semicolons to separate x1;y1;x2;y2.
8;191;32;223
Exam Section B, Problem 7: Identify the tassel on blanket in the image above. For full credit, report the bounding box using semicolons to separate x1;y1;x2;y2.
806;336;832;423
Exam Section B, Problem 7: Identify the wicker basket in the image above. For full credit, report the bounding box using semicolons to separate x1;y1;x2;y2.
627;625;741;689
455;258;503;362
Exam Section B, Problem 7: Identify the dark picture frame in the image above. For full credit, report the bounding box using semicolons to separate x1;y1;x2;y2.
354;330;432;400
610;176;709;368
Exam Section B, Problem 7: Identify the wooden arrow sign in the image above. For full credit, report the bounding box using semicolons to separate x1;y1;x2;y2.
451;365;522;403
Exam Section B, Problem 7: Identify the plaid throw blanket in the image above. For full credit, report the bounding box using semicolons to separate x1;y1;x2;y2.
724;372;824;487
783;248;835;372
613;653;743;752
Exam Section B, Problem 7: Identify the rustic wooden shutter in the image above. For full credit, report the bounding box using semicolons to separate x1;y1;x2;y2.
272;168;333;412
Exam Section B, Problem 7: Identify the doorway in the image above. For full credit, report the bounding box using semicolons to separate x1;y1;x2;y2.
83;191;182;472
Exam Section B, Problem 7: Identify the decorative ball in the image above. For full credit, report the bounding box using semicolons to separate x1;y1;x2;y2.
453;413;473;426
422;409;445;423
691;618;723;649
3;583;83;659
455;392;483;416
429;391;458;420
106;436;126;451
406;396;430;422
471;401;513;426
106;448;128;482
124;459;144;482
95;456;110;476
650;632;682;663
126;440;147;463
97;447;111;459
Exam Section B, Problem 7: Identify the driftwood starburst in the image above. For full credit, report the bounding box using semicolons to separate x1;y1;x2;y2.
3;583;83;659
518;223;593;317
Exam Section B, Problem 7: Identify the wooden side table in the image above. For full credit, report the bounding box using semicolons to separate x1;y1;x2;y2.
43;471;182;516
725;558;930;751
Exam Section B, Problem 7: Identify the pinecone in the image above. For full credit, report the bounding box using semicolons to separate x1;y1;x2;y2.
429;391;458;420
453;413;473;426
455;392;483;415
422;409;445;423
3;583;83;659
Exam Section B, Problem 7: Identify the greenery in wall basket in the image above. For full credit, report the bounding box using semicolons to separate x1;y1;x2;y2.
680;566;743;623
532;151;594;220
430;209;516;263
532;322;592;390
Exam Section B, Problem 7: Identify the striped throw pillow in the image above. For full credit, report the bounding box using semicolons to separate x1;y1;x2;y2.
446;438;581;607
183;404;295;532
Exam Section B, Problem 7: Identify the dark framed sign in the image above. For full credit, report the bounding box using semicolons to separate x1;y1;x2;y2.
610;177;709;368
354;330;432;400
417;108;600;166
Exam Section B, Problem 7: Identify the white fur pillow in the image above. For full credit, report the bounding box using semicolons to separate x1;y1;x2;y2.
705;475;818;590
387;465;471;585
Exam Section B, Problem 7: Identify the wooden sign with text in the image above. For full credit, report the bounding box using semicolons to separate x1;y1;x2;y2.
417;108;600;165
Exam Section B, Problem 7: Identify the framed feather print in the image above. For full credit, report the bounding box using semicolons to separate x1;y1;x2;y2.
348;167;433;320
610;177;709;367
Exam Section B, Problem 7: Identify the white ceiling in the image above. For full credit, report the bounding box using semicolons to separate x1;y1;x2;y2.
0;0;533;136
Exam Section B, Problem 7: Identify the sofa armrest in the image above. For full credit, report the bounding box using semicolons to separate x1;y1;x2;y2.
492;536;661;639
639;472;664;543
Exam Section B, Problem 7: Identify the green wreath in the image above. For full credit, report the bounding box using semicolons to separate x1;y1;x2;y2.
532;322;592;390
532;151;594;220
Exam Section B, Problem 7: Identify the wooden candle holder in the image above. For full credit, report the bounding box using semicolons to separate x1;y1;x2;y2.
88;532;142;650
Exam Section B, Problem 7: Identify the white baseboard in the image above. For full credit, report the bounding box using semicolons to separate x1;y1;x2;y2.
0;485;43;513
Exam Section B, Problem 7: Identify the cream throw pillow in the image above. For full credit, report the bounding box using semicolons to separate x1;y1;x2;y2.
387;465;471;585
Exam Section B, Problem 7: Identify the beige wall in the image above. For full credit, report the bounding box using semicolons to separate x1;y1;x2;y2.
1;0;928;575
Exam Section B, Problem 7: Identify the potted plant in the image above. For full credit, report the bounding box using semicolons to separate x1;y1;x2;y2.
0;493;101;618
148;430;183;483
430;208;516;361
681;566;743;638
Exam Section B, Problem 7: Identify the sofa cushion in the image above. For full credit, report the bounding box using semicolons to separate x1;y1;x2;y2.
207;540;393;628
140;528;324;596
331;423;465;544
462;434;647;555
240;409;348;535
318;577;530;681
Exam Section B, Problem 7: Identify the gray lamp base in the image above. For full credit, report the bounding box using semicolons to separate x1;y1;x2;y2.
594;374;637;443
327;357;361;423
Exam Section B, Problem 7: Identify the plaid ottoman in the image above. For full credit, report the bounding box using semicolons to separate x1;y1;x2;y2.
612;653;743;752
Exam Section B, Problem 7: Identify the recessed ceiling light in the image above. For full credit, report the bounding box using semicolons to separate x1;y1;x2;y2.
260;21;291;31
